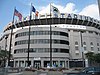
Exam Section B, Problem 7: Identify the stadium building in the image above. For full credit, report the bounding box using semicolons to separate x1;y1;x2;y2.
0;13;100;68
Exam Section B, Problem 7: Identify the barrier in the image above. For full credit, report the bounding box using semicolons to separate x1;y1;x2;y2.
0;67;23;75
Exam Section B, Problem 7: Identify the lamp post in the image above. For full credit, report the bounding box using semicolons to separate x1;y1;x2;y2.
98;0;100;16
80;31;85;67
50;3;52;68
4;35;8;67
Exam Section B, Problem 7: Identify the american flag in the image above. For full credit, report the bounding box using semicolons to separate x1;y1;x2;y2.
14;9;22;21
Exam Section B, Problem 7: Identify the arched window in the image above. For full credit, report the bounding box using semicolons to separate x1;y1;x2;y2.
75;41;78;45
97;43;99;46
83;42;86;45
90;42;93;45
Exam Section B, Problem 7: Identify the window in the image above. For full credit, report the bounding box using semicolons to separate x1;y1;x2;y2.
60;49;69;53
83;42;86;45
75;41;78;45
68;30;70;32
75;46;79;50
95;32;98;35
97;43;99;46
44;48;49;52
84;47;87;50
53;49;58;52
91;47;94;51
89;31;93;34
15;31;68;38
76;53;79;56
73;30;79;32
90;42;93;45
98;48;100;51
38;48;43;53
60;32;68;37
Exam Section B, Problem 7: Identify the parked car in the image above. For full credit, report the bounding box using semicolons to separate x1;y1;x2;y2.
63;67;100;75
79;67;100;75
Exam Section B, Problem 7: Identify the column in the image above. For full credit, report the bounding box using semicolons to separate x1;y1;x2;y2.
41;59;44;68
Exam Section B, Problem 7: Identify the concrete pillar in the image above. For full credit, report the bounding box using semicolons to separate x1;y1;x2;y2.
17;60;19;67
66;60;69;68
65;60;66;68
41;59;44;68
32;60;34;67
23;60;25;67
58;60;60;67
67;60;69;69
13;60;15;67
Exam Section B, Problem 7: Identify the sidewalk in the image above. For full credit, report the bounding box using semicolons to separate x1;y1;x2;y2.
23;70;63;75
0;67;80;75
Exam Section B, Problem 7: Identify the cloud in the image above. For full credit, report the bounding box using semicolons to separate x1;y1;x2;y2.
79;4;99;19
39;3;99;20
62;3;78;13
39;3;77;14
39;4;50;14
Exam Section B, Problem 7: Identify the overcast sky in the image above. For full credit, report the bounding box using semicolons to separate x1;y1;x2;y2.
0;0;99;35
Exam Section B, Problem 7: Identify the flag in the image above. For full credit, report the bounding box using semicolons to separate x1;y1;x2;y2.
35;11;39;16
14;9;22;21
32;6;36;13
52;6;59;13
24;16;27;21
51;5;60;17
31;5;39;17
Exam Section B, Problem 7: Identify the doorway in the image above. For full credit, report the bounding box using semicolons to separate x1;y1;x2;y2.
34;61;41;69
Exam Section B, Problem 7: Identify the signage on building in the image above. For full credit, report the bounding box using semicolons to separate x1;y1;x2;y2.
39;13;100;25
34;57;41;60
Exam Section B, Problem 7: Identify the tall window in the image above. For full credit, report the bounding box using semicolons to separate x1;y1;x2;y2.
90;42;93;45
76;53;79;56
84;47;87;50
75;46;79;50
98;48;100;51
83;42;86;45
91;47;94;51
75;41;78;45
97;43;99;46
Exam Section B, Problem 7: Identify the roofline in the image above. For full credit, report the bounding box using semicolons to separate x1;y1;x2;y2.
4;13;100;32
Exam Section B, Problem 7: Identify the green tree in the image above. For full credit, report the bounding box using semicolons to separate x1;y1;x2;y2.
85;52;95;66
0;50;11;67
94;53;100;66
0;50;9;58
85;52;100;66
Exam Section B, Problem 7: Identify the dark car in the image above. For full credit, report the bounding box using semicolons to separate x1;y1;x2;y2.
63;67;100;75
79;67;100;75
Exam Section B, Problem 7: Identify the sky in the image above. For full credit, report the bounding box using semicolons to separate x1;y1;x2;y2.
0;0;99;35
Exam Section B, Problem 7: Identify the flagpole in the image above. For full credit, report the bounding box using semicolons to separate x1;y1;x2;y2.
50;3;52;68
27;3;32;67
8;7;15;67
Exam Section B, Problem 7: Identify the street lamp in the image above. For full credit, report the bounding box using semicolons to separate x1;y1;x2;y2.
80;31;85;67
4;35;8;67
50;3;52;68
98;0;100;16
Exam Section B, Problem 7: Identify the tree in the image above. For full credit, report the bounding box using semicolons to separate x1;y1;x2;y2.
85;52;100;67
85;52;95;66
0;50;11;67
94;53;100;66
0;50;10;58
